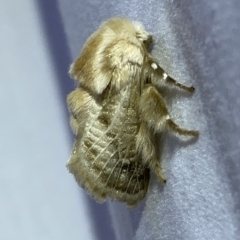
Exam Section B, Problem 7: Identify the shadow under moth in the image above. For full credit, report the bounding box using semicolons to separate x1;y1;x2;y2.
66;17;199;208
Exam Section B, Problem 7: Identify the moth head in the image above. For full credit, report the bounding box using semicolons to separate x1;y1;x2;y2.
102;18;152;49
133;21;153;49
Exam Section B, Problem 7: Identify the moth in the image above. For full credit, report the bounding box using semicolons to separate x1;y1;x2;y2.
66;17;199;208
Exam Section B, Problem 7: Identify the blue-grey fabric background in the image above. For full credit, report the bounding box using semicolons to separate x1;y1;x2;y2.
42;0;240;239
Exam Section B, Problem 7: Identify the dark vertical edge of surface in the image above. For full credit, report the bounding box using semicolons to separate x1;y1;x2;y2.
35;1;116;239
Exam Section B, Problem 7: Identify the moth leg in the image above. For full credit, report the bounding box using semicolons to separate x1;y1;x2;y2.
164;74;195;92
151;160;166;184
146;57;194;92
136;122;166;184
167;118;199;137
67;87;94;135
139;85;199;137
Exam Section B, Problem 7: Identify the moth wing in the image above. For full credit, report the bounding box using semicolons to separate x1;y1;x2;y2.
67;127;150;207
67;81;149;207
67;31;149;207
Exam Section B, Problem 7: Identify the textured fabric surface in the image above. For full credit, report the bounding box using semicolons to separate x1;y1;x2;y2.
56;0;240;239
